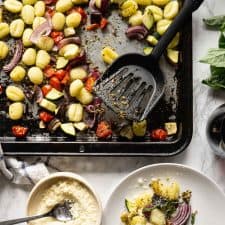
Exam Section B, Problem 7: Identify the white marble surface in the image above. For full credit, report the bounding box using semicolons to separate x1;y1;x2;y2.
1;0;225;221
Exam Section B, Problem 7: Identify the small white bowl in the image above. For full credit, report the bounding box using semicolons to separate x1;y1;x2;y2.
27;172;102;225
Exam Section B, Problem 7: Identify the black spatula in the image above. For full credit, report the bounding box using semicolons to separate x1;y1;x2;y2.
95;0;204;121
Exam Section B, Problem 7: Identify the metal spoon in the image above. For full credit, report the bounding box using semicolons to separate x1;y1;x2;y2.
0;201;73;225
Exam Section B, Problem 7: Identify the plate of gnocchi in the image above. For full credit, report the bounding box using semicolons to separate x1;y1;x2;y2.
103;163;225;225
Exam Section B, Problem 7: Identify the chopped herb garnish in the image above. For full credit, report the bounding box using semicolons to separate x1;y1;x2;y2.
191;210;198;225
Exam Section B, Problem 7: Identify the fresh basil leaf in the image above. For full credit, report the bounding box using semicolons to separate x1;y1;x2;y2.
219;32;225;48
202;66;225;89
203;15;225;29
200;48;225;67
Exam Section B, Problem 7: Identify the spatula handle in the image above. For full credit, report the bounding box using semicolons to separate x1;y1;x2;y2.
150;0;204;60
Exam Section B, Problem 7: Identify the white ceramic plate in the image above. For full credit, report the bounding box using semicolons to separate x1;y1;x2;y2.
103;163;225;225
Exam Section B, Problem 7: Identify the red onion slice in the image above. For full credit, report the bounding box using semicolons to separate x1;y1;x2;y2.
57;37;81;49
30;20;52;44
169;203;191;225
3;40;23;73
126;26;148;40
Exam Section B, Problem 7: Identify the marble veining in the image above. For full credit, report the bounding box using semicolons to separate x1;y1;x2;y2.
1;0;225;221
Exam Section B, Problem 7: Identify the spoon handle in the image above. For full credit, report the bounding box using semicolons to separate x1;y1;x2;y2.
0;214;46;225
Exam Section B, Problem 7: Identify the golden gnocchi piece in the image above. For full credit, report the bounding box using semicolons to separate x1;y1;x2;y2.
21;5;35;25
146;35;158;46
10;66;26;82
0;23;10;39
59;44;80;59
70;67;88;80
66;12;82;28
6;85;25;102
69;79;84;97
28;66;44;85
120;0;138;17
156;19;172;35
52;12;66;31
64;27;76;37
22;48;37;66
34;1;45;16
32;16;46;30
145;5;163;22
9;102;24;120
67;103;83;122
0;41;9;60
56;0;73;13
22;28;33;47
101;46;119;64
152;0;170;6
128;10;143;26
164;1;179;20
36;36;54;51
22;0;37;4
9;19;25;38
76;88;93;105
4;0;23;13
36;50;50;69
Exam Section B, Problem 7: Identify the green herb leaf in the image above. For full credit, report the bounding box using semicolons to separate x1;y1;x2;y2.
202;66;225;89
219;24;225;48
200;48;225;67
191;211;198;225
203;15;225;29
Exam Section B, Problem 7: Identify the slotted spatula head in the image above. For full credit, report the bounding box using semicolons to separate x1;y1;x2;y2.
95;54;165;121
95;0;204;121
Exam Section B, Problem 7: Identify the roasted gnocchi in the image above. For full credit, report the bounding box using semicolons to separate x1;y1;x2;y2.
0;23;10;39
22;48;37;66
21;5;35;25
36;50;50;69
34;1;45;16
66;12;82;28
10;66;26;82
120;0;138;17
101;46;119;64
0;41;9;59
10;19;25;37
28;66;44;84
6;85;25;102
9;102;24;120
52;12;66;31
4;0;23;13
22;28;33;47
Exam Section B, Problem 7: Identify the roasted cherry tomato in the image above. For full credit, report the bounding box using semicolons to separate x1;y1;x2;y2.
12;126;28;138
100;18;108;29
86;23;99;31
96;121;112;139
50;31;64;44
151;129;168;141
39;111;54;123
41;84;52;96
55;69;66;81
50;76;61;91
44;65;56;78
85;76;96;92
61;71;70;85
